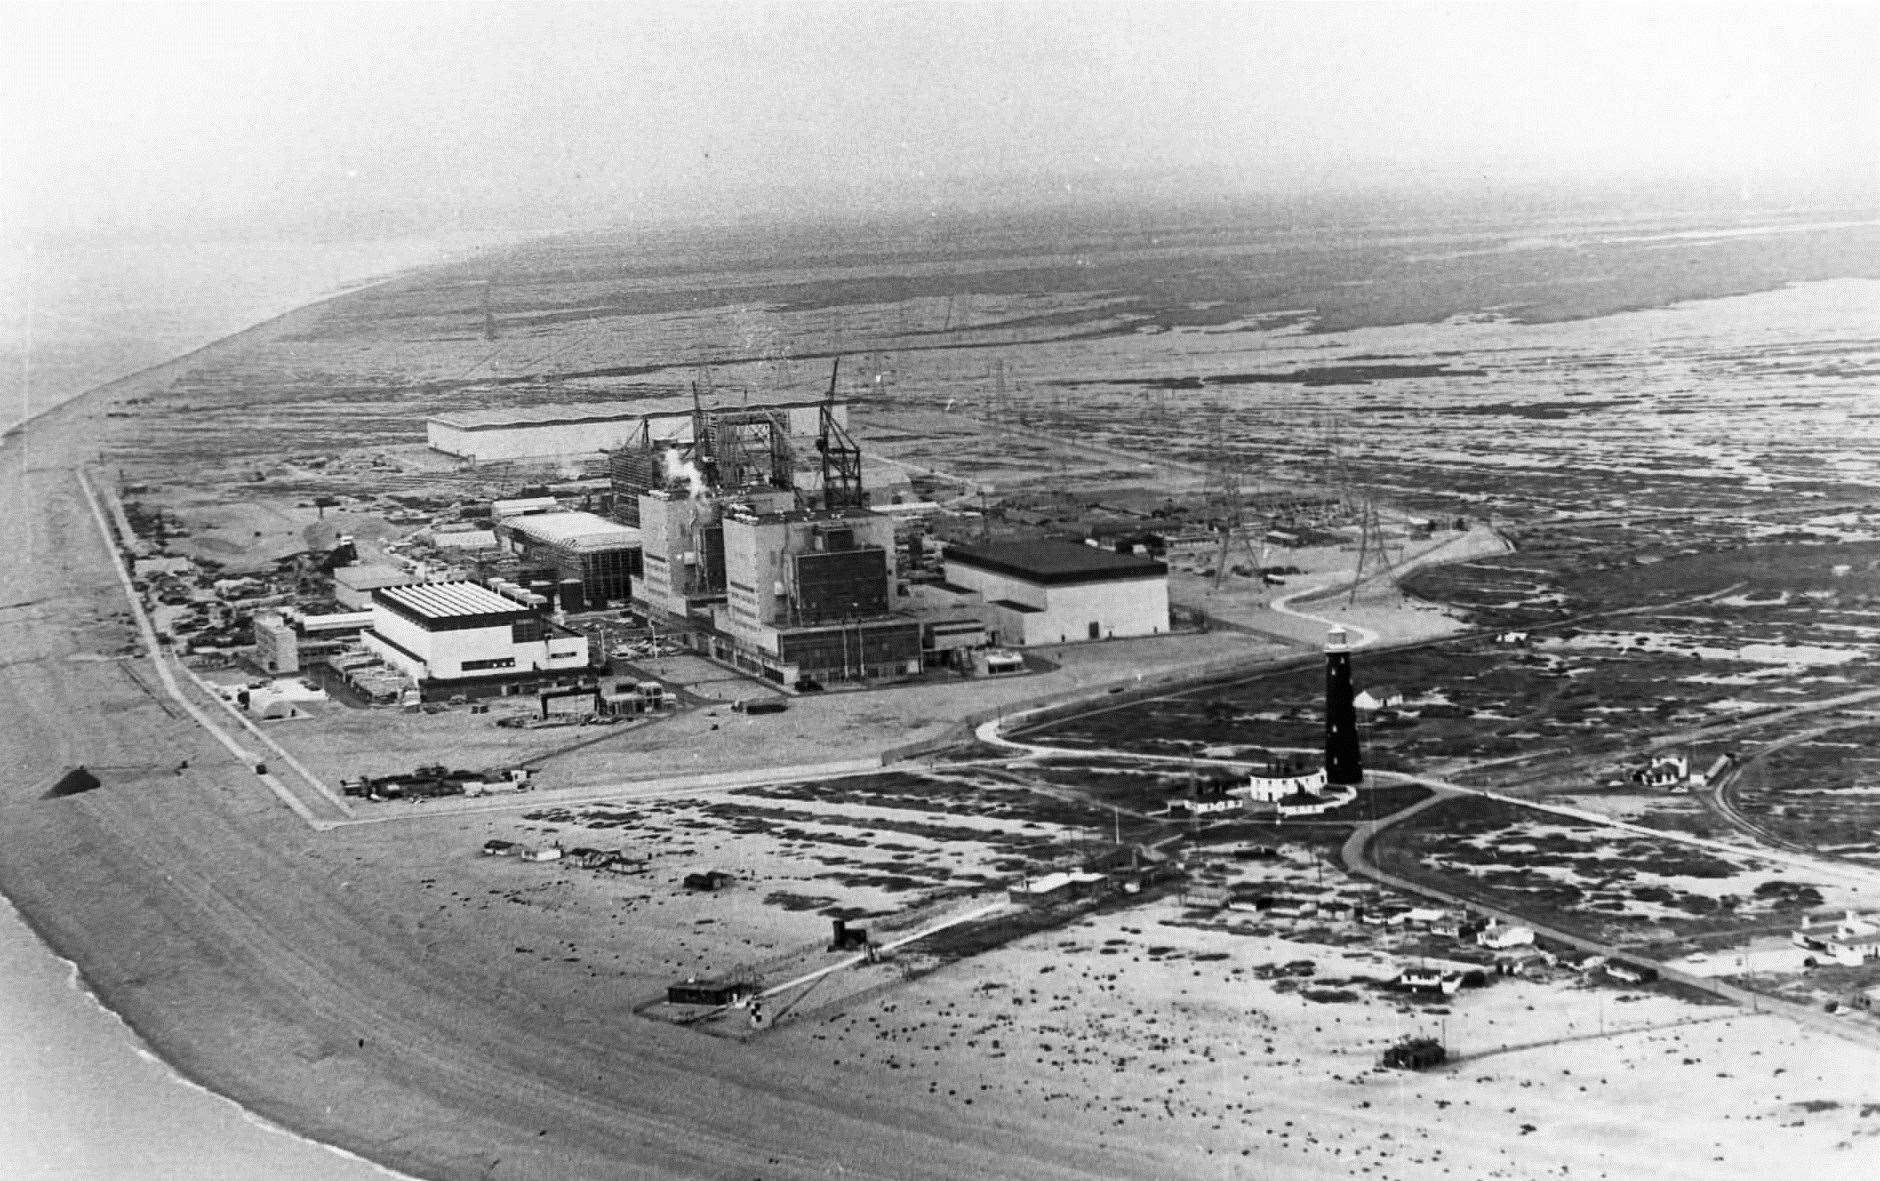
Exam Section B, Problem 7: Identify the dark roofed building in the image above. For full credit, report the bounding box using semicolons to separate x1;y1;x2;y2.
943;539;1168;647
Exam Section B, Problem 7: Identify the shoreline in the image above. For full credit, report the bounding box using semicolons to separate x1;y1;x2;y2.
1;228;529;436
0;891;412;1180
5;254;455;443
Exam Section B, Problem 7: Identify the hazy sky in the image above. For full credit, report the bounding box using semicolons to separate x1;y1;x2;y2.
4;1;1876;241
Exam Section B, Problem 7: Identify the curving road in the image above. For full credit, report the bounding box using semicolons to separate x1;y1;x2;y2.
1266;526;1507;651
1268;580;1381;648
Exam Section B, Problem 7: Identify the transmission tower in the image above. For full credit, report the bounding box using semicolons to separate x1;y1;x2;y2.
988;357;1020;425
1348;495;1401;607
1204;413;1264;591
1322;413;1357;516
1203;413;1235;510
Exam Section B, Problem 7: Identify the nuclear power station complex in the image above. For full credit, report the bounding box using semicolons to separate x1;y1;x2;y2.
280;359;1186;702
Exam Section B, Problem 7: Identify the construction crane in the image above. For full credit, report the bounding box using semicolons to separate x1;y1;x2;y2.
815;358;865;511
688;381;721;490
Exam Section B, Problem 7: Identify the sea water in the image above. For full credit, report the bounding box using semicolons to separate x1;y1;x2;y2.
0;230;512;431
0;895;406;1180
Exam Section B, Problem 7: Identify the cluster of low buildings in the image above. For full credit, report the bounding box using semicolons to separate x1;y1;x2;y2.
1618;750;1735;792
1201;882;1661;988
480;838;646;872
1793;910;1880;967
135;555;282;657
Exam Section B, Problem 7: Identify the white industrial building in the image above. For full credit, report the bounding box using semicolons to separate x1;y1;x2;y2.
361;581;590;698
427;398;843;462
943;540;1169;647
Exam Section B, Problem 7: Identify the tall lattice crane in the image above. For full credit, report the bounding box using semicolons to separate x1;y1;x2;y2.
815;358;865;511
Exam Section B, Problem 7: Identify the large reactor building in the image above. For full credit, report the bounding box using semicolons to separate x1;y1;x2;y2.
619;368;922;688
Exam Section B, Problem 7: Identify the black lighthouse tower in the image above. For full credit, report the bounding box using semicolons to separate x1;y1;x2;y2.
1324;626;1364;786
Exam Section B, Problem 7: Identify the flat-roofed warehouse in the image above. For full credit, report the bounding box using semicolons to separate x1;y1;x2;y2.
362;581;591;700
944;540;1169;647
426;398;842;462
496;511;643;610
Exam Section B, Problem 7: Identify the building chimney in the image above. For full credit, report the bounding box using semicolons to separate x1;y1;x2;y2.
1324;627;1363;786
